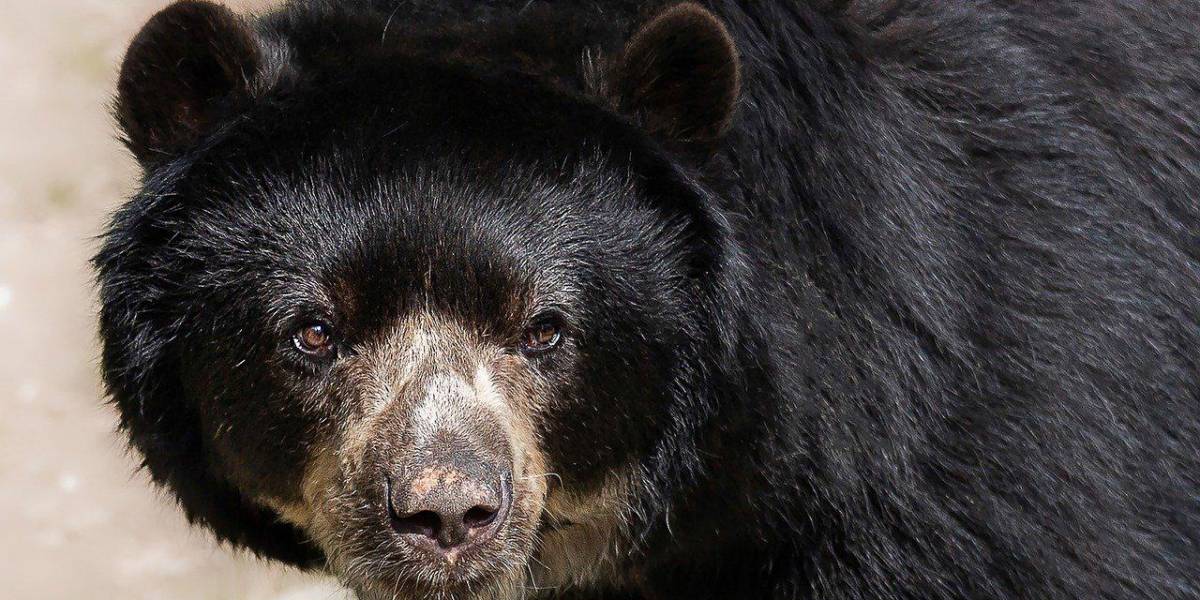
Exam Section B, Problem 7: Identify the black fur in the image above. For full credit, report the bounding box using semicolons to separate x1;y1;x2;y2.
98;1;1200;598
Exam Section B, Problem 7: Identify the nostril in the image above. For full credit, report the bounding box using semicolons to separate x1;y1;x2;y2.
387;477;443;540
390;509;441;539
462;505;498;529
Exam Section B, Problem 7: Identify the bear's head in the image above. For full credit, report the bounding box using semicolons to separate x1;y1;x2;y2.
98;1;742;597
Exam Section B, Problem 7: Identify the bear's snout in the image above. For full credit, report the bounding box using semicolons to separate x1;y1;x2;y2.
386;445;512;554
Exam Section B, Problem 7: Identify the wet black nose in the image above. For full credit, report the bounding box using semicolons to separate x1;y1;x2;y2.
388;456;511;551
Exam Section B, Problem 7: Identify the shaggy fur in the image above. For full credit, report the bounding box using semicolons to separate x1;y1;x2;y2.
97;1;1200;599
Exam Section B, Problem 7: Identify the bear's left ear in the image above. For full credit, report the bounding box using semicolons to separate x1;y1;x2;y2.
604;3;741;150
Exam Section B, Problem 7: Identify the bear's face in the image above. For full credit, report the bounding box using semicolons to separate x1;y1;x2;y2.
170;144;695;597
99;2;739;598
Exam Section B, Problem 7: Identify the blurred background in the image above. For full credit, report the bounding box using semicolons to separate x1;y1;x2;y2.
0;1;349;597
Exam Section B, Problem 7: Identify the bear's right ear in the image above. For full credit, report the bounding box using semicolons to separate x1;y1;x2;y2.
116;0;262;165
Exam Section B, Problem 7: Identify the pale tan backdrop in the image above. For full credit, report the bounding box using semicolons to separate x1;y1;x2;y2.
0;1;350;597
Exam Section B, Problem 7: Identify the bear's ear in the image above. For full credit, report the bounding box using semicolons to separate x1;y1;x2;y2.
116;0;262;165
605;3;740;150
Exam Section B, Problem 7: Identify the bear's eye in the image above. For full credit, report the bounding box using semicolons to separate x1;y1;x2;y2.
520;319;563;354
293;322;336;358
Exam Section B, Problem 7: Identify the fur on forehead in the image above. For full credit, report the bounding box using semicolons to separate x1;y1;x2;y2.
182;146;693;276
156;149;703;359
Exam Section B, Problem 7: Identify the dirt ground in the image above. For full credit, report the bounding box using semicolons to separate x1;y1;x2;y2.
0;1;349;597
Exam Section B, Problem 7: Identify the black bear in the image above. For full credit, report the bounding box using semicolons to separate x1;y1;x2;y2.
97;0;1200;598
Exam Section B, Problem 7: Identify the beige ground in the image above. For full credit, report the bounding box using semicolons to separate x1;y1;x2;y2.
0;1;350;597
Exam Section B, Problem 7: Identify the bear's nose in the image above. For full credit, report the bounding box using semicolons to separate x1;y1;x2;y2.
387;458;511;551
